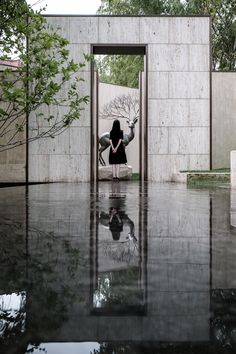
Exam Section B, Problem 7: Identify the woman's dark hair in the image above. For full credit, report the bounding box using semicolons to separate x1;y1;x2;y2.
111;231;121;241
111;119;121;133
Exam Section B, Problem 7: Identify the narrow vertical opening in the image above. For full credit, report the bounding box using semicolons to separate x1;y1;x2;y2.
91;45;147;183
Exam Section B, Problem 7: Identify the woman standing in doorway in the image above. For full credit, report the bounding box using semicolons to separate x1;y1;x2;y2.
109;119;127;181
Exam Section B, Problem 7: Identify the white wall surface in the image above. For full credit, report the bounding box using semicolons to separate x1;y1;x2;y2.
212;72;236;168
99;83;140;173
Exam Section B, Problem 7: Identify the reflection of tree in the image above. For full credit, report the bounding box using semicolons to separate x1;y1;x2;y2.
99;211;138;264
0;293;26;348
93;269;143;310
92;342;140;354
0;223;88;353
211;289;236;350
104;239;138;264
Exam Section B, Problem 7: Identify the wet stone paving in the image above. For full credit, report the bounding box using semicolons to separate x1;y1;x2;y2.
1;181;236;353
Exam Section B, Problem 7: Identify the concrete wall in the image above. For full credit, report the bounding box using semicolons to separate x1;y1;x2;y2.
28;16;210;182
212;72;236;168
99;83;140;173
0;70;26;183
0;141;25;183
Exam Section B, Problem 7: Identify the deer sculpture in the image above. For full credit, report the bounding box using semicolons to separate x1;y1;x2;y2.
99;117;138;166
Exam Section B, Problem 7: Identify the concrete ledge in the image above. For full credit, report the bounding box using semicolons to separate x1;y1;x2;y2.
99;165;132;181
171;173;187;183
187;172;230;183
171;171;230;184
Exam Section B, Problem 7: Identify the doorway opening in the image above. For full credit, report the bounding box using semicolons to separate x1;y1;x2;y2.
91;45;147;183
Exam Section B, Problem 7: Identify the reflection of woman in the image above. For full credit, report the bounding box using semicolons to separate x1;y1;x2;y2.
109;207;123;241
109;119;127;181
99;208;136;244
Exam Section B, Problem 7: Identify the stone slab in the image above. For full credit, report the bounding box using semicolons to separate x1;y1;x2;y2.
99;165;132;180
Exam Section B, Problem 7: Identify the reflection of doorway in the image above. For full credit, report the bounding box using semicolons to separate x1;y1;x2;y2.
90;182;147;316
91;46;147;182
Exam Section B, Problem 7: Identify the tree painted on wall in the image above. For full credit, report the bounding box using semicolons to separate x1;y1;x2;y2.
100;93;139;121
0;0;89;152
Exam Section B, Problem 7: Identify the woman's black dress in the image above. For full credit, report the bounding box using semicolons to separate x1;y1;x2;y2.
109;130;127;165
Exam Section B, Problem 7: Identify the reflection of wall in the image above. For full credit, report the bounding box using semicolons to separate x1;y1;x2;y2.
0;187;26;292
147;185;210;341
0;183;211;343
99;83;140;173
213;189;236;288
24;183;210;343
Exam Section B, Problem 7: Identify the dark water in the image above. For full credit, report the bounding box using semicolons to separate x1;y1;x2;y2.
1;182;236;354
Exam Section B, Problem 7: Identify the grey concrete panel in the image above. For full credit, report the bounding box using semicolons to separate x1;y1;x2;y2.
49;154;90;182
148;72;169;99
140;17;169;43
149;44;188;71
29;129;70;155
148;127;168;154
169;17;210;44
149;99;209;127
212;73;236;168
46;16;70;41
149;99;189;127
69;17;99;43
169;72;209;99
188;154;209;170
69;127;90;155
98;17;140;44
169;127;209;154
148;154;188;181
189;99;210;126
189;44;210;71
0;164;25;183
29;154;50;182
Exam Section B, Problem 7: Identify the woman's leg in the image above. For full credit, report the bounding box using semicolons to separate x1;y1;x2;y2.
117;165;120;179
114;165;118;178
112;165;116;178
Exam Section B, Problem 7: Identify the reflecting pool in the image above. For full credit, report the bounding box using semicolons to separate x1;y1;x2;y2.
0;182;236;353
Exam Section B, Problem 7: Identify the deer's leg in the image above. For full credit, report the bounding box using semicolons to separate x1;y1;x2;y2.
99;146;107;166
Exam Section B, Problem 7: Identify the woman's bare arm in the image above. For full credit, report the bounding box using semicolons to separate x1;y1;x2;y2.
113;138;122;152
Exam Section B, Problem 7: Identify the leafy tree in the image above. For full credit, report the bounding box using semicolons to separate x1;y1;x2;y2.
182;0;236;70
0;0;89;152
98;0;236;71
95;55;143;88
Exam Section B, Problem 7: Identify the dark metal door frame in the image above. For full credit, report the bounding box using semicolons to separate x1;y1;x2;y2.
90;44;148;183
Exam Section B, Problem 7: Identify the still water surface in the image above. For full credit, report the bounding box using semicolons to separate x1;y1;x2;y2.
0;182;236;353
